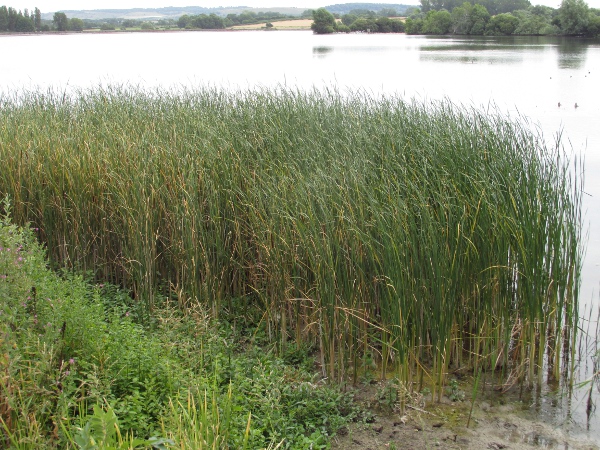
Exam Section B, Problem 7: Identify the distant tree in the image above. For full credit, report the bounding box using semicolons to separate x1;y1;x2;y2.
15;13;34;32
492;0;531;14
190;14;225;29
342;13;358;26
239;10;257;24
559;0;589;34
375;16;405;32
311;8;337;34
350;17;377;31
421;0;463;13
69;17;84;31
177;14;191;28
486;12;519;34
0;6;8;31
122;19;138;28
301;9;314;18
379;8;398;17
8;7;18;31
265;22;274;28
512;9;556;34
586;13;600;36
140;21;155;30
423;9;452;33
405;16;425;33
34;7;41;31
157;18;175;28
53;12;68;31
450;2;490;34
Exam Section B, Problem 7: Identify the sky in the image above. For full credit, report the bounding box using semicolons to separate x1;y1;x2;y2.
6;0;600;13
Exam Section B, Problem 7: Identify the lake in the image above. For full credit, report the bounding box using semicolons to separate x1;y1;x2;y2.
1;29;599;442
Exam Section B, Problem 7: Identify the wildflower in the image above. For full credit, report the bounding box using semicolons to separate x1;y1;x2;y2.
125;311;130;317
69;358;75;365
64;370;70;377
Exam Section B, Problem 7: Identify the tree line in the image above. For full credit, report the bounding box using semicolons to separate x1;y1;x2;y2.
177;11;310;30
405;0;600;36
0;5;40;32
0;6;87;32
312;7;405;33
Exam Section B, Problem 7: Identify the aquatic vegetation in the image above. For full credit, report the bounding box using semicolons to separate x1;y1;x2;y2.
0;86;584;397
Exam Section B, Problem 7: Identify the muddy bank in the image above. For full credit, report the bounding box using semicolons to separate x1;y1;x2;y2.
332;386;599;450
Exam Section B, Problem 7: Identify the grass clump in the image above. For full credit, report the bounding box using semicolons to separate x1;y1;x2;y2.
0;201;356;448
0;85;583;401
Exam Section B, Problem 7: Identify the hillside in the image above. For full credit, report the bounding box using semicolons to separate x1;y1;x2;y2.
41;3;415;21
41;6;308;21
325;3;414;14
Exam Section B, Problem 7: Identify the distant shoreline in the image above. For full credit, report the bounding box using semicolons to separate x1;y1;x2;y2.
0;27;313;37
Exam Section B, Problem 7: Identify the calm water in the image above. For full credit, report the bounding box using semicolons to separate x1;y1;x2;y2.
1;30;599;443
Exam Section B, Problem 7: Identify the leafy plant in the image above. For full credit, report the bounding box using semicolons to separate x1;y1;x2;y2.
446;379;465;402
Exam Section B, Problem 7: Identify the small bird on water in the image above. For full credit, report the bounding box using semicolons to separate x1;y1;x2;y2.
558;102;561;107
575;103;579;108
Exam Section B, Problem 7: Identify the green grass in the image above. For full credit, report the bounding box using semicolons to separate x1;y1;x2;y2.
0;85;583;399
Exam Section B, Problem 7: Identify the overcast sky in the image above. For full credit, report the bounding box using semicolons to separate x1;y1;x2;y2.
6;0;600;13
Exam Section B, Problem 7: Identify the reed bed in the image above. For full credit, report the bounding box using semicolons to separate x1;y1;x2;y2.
0;86;583;392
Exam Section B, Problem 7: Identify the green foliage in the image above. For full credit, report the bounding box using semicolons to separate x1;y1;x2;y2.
325;3;410;16
0;5;36;32
311;8;337;34
586;13;600;36
177;13;224;29
486;12;519;34
445;379;465;402
70;404;161;450
53;11;68;31
341;10;404;32
412;0;597;35
225;10;296;26
423;9;452;33
512;8;557;34
405;16;425;33
70;18;84;32
349;17;377;31
450;2;490;34
422;0;531;15
559;0;589;34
